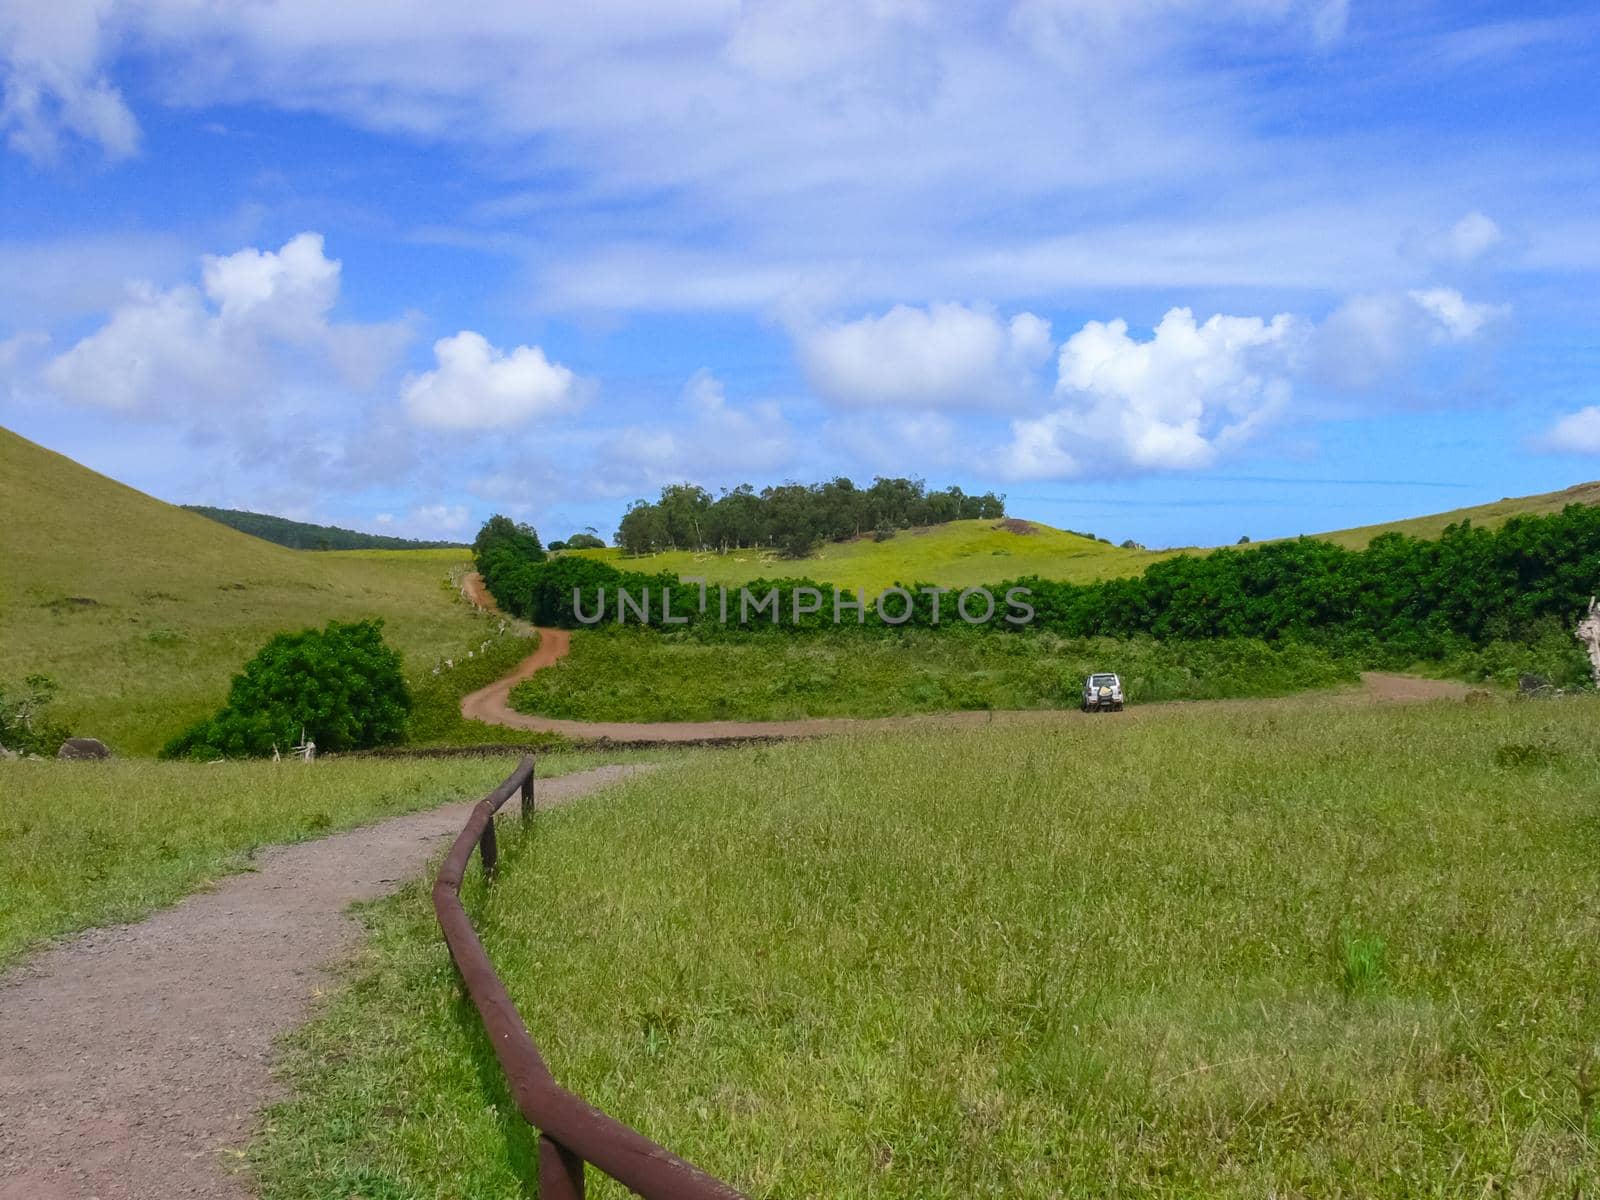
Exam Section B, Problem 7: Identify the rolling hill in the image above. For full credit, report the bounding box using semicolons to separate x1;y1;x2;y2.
183;505;467;551
567;519;1168;594
569;481;1599;594
0;429;481;755
4;424;1592;751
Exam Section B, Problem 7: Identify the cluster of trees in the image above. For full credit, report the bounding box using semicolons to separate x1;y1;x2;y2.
185;506;466;551
1021;506;1599;656
550;531;606;551
476;505;1599;660
163;619;411;759
614;478;1006;559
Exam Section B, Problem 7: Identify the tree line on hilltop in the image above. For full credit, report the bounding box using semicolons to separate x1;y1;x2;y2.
184;505;467;551
614;478;1006;558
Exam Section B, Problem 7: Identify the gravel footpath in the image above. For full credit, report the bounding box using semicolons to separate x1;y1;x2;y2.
0;764;642;1200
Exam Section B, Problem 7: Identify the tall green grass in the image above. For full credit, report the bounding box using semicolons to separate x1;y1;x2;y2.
255;696;1600;1198
509;627;1360;721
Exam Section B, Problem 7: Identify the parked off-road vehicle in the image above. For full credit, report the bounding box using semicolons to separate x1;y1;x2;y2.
1081;672;1124;712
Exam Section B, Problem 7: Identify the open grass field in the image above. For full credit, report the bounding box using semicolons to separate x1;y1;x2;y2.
252;695;1600;1198
0;428;481;755
570;481;1598;592
509;628;1360;721
0;751;649;968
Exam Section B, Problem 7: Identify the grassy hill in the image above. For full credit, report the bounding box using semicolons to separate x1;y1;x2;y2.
0;428;480;755
570;520;1171;594
183;505;467;551
1303;480;1600;548
570;482;1598;592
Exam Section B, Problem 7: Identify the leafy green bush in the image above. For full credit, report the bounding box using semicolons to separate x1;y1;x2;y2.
0;674;71;757
163;620;410;759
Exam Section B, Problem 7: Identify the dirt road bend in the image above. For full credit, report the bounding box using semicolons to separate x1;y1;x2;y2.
0;764;643;1200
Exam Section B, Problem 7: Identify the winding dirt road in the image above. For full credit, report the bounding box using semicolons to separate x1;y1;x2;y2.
457;576;1474;744
0;765;645;1200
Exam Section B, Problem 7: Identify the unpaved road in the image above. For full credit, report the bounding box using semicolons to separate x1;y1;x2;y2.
0;765;643;1200
458;575;1475;743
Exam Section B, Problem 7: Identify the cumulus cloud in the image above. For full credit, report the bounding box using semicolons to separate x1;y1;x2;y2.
593;369;793;494
1536;407;1600;455
41;233;405;415
795;302;1053;409
1407;287;1507;340
401;331;584;430
373;503;473;539
1317;287;1507;388
1001;307;1305;478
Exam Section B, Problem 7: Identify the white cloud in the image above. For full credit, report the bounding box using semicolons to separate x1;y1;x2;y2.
407;503;473;537
1441;211;1502;262
1537;407;1600;455
401;331;584;430
795;302;1052;409
44;281;229;412
594;369;793;493
1407;287;1507;341
1001;307;1304;478
0;0;1405;316
1317;287;1507;388
0;0;138;161
40;232;404;415
0;330;49;373
823;411;964;473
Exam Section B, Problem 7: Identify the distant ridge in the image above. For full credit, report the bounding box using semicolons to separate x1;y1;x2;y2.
183;505;468;551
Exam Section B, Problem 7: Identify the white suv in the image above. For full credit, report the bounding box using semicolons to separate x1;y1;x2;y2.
1081;672;1124;713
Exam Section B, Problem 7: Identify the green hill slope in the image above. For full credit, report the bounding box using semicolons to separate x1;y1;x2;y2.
183;505;466;551
572;483;1598;592
569;519;1170;594
1301;481;1600;549
0;429;478;754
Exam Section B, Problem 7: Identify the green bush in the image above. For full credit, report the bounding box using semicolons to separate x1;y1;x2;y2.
0;674;71;757
163;619;410;759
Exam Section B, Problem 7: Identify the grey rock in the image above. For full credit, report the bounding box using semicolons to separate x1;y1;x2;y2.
56;737;112;761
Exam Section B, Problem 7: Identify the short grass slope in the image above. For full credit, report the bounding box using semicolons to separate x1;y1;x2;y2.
255;696;1600;1198
509;628;1358;721
0;428;485;754
568;482;1597;592
1310;479;1600;549
570;519;1169;593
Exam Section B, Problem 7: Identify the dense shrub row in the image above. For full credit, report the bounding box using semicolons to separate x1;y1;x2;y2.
478;505;1600;664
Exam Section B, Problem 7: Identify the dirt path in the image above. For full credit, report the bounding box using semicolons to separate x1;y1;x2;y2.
456;576;1477;743
0;765;643;1200
460;625;572;727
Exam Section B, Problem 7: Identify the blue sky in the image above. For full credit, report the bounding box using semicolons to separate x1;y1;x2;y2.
2;0;1597;548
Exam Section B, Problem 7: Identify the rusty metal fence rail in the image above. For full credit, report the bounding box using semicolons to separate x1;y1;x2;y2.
432;756;746;1199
